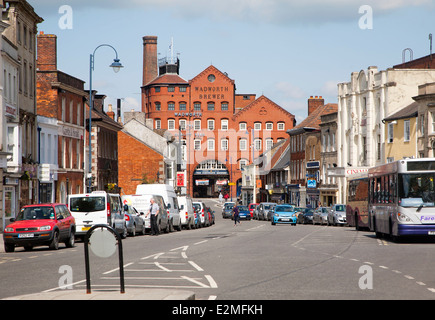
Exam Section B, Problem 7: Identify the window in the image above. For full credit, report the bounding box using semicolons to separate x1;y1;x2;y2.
239;159;248;170
221;119;228;130
155;87;160;92
168;102;175;111
179;119;186;131
221;102;228;111
194;139;201;151
155;102;161;111
194;119;201;130
179;102;186;111
432;112;435;133
265;138;273;150
207;102;215;111
277;122;285;130
239;139;247;151
254;122;261;130
194;102;201;111
404;120;410;142
221;139;228;151
207;138;215;151
420;114;425;135
239;122;247;131
254;139;262;151
266;122;273;130
168;119;175;130
179;87;187;92
168;86;175;92
155;119;161;129
388;123;394;143
207;119;215;130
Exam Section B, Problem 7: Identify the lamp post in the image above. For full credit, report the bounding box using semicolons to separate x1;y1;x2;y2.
88;44;123;192
246;127;256;204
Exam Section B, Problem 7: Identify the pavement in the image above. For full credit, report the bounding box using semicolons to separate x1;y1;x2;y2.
3;288;195;300
0;232;195;300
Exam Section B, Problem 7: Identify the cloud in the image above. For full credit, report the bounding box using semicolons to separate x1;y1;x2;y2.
29;0;434;25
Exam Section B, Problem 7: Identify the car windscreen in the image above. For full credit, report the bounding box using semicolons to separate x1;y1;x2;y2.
238;206;248;211
335;205;345;211
264;204;275;210
70;196;106;212
275;206;294;212
16;207;55;220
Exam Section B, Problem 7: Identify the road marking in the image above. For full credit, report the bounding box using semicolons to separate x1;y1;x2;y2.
194;240;208;245
404;275;415;280
181;276;209;288
103;262;134;275
140;252;164;260
43;279;86;292
170;245;189;251
189;260;204;271
379;266;389;269
205;275;218;288
428;288;435;293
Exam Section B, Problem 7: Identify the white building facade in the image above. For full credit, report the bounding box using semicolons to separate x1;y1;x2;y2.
334;66;435;203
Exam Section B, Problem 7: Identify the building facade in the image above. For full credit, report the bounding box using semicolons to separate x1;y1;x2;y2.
141;35;296;199
1;0;42;229
335;65;435;203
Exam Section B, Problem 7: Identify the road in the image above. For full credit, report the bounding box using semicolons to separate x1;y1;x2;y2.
1;198;435;301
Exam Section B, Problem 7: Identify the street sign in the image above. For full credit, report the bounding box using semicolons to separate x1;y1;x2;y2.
228;182;236;186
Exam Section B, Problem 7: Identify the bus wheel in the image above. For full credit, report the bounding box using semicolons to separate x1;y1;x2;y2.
355;214;360;231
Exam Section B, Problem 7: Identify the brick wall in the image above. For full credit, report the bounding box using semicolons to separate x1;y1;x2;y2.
118;130;164;195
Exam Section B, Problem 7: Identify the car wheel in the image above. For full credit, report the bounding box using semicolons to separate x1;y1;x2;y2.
49;230;60;250
121;225;128;239
130;224;136;237
65;230;75;248
4;243;15;253
140;223;146;235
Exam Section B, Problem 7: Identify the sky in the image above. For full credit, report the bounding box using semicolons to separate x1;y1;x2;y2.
28;0;435;124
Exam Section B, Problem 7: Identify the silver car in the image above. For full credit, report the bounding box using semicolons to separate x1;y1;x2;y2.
257;202;276;221
123;204;146;236
327;204;347;226
313;207;330;225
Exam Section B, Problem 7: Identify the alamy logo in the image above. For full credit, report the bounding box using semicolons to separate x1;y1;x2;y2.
58;5;73;30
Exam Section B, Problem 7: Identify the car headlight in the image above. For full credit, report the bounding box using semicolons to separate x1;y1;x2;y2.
4;227;14;232
39;225;52;231
397;213;411;222
274;213;279;217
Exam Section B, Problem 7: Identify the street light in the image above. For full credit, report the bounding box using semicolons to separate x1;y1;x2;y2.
88;44;123;192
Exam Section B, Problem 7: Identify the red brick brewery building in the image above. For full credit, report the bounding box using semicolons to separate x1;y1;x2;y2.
141;36;296;199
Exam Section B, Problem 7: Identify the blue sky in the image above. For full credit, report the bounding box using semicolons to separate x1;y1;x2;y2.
28;0;435;123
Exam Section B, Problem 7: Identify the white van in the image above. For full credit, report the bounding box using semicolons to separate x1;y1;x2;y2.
136;184;182;231
68;191;126;239
177;195;195;229
121;194;169;233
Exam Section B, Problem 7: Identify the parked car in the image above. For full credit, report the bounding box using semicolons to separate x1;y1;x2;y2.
257;202;276;220
271;204;297;226
313;207;330;225
222;202;235;219
122;194;169;234
327;204;347;226
136;184;182;231
248;203;259;218
232;205;251;220
123;204;146;236
3;203;76;252
68;191;126;239
192;201;209;227
297;208;314;224
205;206;215;225
177;196;195;230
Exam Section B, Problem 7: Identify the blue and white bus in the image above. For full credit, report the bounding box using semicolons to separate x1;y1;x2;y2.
368;158;435;240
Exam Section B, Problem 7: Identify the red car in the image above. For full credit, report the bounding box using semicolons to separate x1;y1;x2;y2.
248;203;259;218
3;203;76;252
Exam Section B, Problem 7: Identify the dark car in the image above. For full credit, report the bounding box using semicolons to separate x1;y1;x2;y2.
297;209;314;224
232;205;251;220
3;203;76;252
123;204;146;236
222;202;235;219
